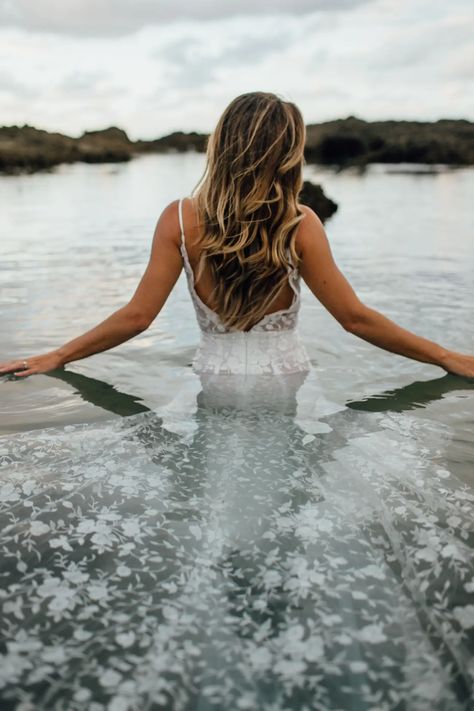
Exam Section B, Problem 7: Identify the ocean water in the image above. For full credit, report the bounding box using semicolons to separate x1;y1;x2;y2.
0;155;473;709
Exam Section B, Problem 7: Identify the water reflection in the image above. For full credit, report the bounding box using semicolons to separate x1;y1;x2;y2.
37;368;474;419
347;374;474;413
47;369;150;416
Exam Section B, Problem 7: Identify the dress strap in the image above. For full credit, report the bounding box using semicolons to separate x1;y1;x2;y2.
178;198;185;246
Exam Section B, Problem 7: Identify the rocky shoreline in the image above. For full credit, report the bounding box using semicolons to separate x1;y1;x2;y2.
1;117;472;219
1;117;472;177
304;116;474;167
0;126;133;173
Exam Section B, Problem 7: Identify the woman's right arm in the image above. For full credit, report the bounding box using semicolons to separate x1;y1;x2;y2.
297;205;474;378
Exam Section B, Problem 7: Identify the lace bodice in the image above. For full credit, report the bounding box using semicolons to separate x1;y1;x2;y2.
178;197;311;375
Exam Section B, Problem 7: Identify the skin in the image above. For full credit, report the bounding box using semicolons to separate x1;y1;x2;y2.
1;198;474;379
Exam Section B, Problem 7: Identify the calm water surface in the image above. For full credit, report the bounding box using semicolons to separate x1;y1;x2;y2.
1;155;473;434
0;155;473;709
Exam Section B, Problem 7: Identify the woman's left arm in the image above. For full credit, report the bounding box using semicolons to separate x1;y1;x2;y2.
0;201;183;377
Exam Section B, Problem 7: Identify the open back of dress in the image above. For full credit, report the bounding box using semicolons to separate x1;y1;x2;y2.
178;197;312;376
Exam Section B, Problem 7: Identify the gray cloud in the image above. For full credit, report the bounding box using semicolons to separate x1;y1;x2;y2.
152;23;306;90
53;71;127;102
0;0;373;37
372;15;474;71
0;69;41;98
56;71;104;95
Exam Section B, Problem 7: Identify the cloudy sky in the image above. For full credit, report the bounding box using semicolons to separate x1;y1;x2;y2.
0;0;472;139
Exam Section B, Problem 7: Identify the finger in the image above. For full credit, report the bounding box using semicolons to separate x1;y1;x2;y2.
13;369;36;378
0;363;20;374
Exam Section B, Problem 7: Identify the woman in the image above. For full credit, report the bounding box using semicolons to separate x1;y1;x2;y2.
0;91;473;379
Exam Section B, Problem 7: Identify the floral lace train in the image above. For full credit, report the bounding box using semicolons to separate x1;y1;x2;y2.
0;372;473;710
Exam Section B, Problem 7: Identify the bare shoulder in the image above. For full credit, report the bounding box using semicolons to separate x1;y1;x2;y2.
152;199;182;248
295;203;327;255
297;202;325;231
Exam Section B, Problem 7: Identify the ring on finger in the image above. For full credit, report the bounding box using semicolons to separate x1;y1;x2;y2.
22;360;28;370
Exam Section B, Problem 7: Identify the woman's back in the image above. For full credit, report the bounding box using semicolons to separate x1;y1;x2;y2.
179;196;300;324
178;197;312;376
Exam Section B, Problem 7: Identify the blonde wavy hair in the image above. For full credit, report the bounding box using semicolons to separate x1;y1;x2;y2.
191;91;306;331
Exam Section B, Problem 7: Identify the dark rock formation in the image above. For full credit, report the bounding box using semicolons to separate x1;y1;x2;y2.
304;116;474;167
300;180;338;222
76;127;132;164
134;131;208;153
81;127;131;143
0;125;75;173
0;124;132;173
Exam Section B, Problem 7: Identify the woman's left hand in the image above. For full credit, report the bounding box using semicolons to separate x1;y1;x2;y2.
0;351;64;378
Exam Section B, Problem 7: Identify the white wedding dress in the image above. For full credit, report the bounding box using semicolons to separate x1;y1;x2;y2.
0;199;473;710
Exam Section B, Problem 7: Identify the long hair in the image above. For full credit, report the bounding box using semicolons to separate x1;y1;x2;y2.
191;91;306;331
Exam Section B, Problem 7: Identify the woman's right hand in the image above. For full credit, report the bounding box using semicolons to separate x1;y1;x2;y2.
441;351;474;378
0;351;64;378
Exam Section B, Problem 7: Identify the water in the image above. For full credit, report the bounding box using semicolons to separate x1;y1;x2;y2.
0;155;473;709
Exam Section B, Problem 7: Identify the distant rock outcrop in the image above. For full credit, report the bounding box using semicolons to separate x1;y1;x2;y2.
134;131;208;153
0;125;132;173
304;116;474;167
76;127;132;163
